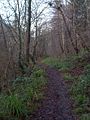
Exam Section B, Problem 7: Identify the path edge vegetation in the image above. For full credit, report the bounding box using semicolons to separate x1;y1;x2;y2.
0;66;47;120
42;50;90;120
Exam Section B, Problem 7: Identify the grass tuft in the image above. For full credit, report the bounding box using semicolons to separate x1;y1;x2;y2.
0;67;46;119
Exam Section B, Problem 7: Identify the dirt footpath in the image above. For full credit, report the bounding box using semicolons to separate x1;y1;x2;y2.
30;65;77;120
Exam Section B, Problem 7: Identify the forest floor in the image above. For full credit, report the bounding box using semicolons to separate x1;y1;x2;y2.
29;64;77;120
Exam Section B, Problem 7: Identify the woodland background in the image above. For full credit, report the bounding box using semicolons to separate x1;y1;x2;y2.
0;0;90;84
0;0;90;119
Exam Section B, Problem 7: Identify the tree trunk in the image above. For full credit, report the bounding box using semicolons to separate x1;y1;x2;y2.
26;0;32;63
17;0;22;68
58;7;79;54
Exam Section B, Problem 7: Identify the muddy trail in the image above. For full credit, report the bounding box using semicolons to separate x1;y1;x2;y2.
30;65;77;120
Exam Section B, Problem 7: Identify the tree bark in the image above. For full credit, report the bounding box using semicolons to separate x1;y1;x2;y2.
58;7;79;54
26;0;32;63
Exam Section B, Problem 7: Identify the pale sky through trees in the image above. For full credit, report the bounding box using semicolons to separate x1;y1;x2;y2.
0;0;66;21
0;0;66;32
0;0;52;20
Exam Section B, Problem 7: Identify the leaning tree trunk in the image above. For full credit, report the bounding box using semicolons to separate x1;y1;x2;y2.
58;7;79;54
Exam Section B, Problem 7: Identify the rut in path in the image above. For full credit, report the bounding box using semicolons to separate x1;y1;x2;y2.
30;65;76;120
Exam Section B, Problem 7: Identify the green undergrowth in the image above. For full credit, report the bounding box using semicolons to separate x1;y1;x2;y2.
42;57;72;71
0;67;47;120
71;64;90;119
43;51;90;120
42;51;90;70
42;51;90;71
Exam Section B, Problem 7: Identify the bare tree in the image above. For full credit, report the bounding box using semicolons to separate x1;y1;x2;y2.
26;0;32;63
